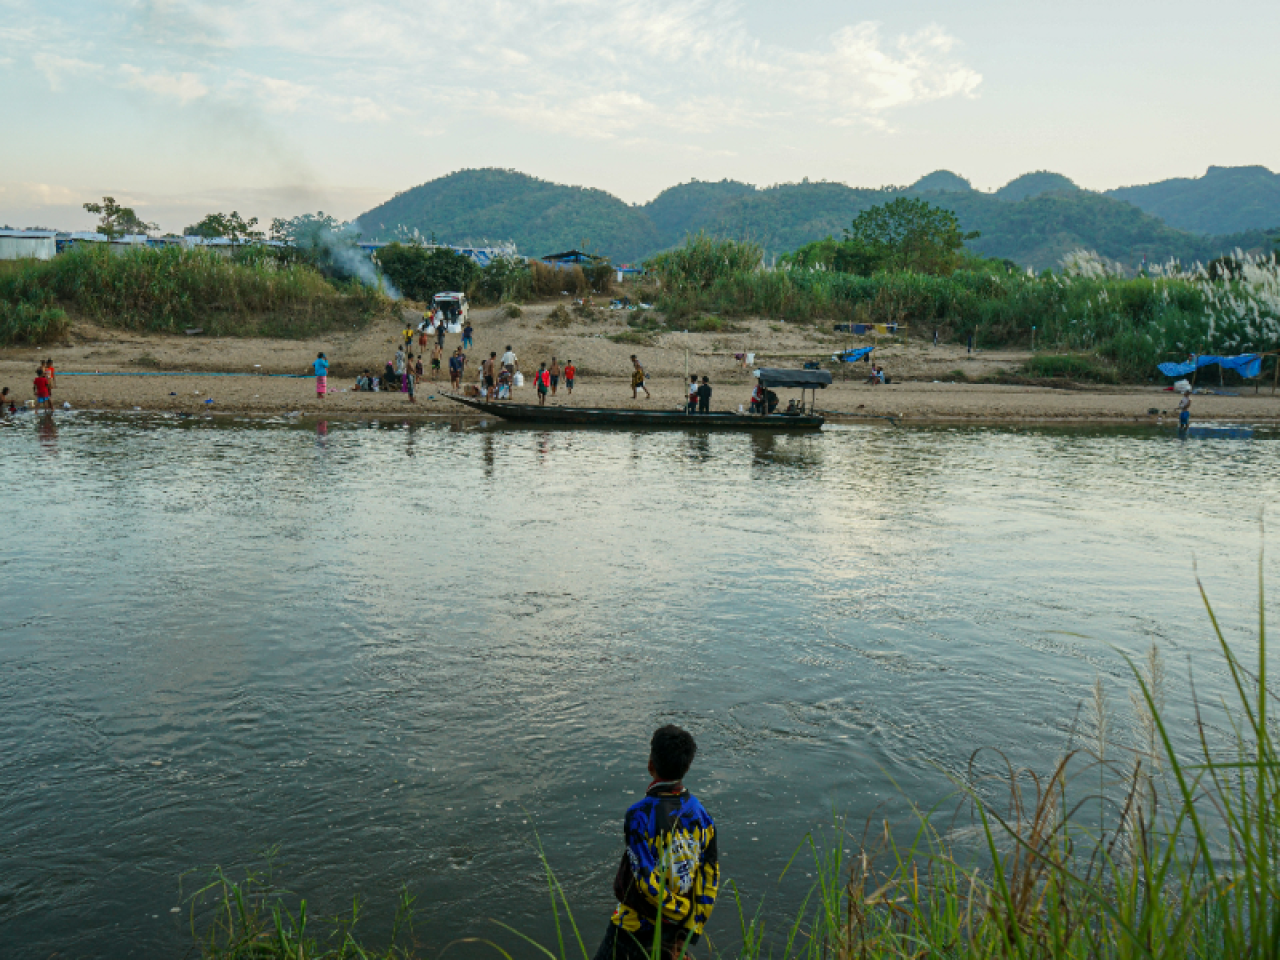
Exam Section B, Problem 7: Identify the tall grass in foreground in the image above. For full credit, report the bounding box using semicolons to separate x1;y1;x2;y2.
0;245;395;343
188;568;1277;959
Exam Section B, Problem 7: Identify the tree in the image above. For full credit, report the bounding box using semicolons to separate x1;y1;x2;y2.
270;212;343;245
375;243;478;302
184;211;264;242
83;196;157;240
838;197;979;276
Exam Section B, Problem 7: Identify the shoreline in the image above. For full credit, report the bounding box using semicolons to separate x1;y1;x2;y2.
4;309;1279;426
4;369;1277;426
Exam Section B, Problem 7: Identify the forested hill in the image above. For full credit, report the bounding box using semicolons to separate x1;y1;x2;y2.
356;166;1279;271
1105;166;1280;235
356;169;660;263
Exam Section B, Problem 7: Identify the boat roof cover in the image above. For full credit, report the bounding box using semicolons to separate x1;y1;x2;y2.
755;368;833;389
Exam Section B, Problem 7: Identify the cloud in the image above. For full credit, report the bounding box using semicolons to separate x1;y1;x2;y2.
120;63;210;102
32;52;100;92
126;0;980;138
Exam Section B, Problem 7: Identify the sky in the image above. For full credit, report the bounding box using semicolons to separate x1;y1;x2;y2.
2;0;1277;234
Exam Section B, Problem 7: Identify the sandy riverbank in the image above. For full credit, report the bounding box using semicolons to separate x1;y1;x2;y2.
2;302;1278;423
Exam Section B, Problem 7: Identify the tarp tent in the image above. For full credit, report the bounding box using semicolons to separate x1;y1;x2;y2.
755;368;832;389
1158;354;1263;379
833;346;874;363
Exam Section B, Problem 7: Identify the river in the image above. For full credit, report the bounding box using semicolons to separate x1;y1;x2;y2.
1;413;1275;958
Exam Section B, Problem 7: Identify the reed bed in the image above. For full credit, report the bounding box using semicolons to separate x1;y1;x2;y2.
187;564;1279;960
0;246;394;342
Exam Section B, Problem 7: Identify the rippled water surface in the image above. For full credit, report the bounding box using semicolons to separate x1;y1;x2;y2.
2;413;1277;958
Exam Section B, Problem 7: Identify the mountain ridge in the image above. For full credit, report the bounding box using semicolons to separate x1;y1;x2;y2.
356;166;1279;271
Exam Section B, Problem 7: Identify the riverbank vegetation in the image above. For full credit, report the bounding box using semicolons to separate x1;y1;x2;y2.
187;573;1278;959
643;210;1280;381
0;245;395;344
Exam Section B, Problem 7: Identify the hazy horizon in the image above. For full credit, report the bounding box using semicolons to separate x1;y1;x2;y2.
3;0;1277;234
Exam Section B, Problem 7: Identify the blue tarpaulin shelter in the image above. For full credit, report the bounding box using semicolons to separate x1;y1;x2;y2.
834;346;875;363
1157;354;1263;379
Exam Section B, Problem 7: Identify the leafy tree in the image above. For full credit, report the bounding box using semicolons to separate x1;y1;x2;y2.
837;197;979;276
270;212;343;245
83;196;157;239
185;211;264;242
374;243;478;301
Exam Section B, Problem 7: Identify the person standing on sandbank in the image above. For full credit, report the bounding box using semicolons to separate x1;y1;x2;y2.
312;352;328;400
592;725;718;960
563;360;576;395
630;355;650;400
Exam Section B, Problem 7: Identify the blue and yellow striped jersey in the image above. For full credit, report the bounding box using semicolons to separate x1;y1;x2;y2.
610;782;719;944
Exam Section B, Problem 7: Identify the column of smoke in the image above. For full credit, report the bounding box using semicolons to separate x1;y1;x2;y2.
311;223;402;300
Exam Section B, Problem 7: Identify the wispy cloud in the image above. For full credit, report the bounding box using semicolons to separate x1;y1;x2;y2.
112;0;981;137
120;63;209;102
32;52;100;92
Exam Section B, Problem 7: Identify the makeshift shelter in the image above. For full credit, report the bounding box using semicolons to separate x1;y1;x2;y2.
0;229;56;260
833;346;874;363
1158;354;1263;379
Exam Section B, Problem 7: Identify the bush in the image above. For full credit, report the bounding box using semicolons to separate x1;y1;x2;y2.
470;256;533;305
544;304;572;328
1022;353;1118;383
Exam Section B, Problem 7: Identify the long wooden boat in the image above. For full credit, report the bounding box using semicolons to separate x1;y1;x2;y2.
444;394;824;429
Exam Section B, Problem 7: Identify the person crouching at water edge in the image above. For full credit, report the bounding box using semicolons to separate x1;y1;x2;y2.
593;725;718;960
312;352;328;399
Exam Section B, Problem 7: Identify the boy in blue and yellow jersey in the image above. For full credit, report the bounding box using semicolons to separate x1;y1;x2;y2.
593;725;719;960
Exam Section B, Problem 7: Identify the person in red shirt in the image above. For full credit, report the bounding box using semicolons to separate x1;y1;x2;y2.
536;362;550;406
563;360;576;396
33;367;53;411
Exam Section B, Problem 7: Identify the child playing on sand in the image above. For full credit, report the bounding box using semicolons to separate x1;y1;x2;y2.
593;725;718;960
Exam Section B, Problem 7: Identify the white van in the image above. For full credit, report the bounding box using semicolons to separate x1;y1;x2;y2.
431;292;469;332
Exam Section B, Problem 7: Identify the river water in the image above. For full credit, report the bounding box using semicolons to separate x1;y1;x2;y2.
1;413;1275;958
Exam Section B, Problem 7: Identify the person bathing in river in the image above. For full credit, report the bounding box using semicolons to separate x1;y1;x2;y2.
1178;388;1191;430
592;725;718;960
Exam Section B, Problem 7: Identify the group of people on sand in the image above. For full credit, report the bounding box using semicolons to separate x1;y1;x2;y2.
476;347;577;405
2;358;58;414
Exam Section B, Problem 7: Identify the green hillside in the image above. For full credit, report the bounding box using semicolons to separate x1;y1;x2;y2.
1106;165;1280;234
356;166;1276;272
356;168;659;263
645;179;756;248
995;171;1081;202
909;170;974;193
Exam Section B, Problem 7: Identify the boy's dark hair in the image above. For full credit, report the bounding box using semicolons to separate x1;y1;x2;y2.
650;725;697;781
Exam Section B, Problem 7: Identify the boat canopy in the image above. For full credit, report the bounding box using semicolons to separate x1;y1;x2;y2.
756;368;833;389
1158;354;1262;378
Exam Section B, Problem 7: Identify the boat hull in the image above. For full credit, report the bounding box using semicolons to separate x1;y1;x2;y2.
444;395;824;429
